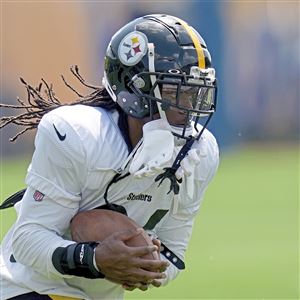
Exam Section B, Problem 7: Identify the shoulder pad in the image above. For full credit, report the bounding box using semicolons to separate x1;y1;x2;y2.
39;105;128;170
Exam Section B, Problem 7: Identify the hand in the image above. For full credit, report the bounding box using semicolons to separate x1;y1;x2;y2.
121;238;165;291
151;238;167;272
121;278;162;291
95;228;169;285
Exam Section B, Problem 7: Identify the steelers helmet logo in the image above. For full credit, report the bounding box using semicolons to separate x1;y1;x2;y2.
118;31;148;66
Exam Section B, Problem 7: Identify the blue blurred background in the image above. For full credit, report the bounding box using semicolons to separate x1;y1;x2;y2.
1;1;299;299
1;1;299;152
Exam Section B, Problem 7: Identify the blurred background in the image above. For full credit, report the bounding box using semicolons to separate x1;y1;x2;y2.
0;1;299;299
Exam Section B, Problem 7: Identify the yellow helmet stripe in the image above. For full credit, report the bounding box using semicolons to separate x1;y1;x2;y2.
173;17;206;69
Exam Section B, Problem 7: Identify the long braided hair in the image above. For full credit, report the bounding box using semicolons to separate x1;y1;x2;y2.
0;66;131;149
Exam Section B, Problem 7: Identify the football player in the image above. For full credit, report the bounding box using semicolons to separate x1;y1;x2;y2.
0;14;219;299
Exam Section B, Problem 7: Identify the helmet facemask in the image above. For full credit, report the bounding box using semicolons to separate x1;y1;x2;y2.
127;62;217;141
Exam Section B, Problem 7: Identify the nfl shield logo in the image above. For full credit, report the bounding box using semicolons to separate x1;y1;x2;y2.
33;190;44;202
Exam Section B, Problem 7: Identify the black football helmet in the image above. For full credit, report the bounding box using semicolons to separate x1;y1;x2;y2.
103;14;217;140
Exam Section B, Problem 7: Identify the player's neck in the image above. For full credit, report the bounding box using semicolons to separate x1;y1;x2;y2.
127;114;161;147
127;116;144;147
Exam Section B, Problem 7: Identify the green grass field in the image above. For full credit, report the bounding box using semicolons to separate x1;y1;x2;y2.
0;144;299;299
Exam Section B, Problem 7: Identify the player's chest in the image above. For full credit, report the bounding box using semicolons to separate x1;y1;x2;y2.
81;171;174;229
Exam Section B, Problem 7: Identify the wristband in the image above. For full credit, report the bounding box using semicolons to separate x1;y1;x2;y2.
52;242;105;279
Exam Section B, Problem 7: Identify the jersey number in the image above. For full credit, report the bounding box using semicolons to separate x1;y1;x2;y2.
143;209;168;230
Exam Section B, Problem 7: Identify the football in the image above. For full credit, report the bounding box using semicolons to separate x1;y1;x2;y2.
70;209;159;261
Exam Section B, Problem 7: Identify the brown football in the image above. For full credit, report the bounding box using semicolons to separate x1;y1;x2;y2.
70;209;159;261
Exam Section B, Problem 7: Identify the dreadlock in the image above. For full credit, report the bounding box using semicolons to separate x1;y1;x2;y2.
0;65;130;148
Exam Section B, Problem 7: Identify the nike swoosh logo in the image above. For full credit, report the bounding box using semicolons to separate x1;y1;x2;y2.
53;124;66;141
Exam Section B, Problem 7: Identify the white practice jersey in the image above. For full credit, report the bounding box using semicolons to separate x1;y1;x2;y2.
0;105;219;300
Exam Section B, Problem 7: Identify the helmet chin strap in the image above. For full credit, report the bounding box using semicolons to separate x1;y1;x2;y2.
170;125;193;142
148;43;167;121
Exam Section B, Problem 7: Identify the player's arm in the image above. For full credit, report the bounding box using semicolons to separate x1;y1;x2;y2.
11;113;86;279
12;112;168;283
155;135;219;286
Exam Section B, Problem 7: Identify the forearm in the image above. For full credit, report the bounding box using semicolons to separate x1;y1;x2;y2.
12;187;78;278
12;223;75;278
154;212;195;286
